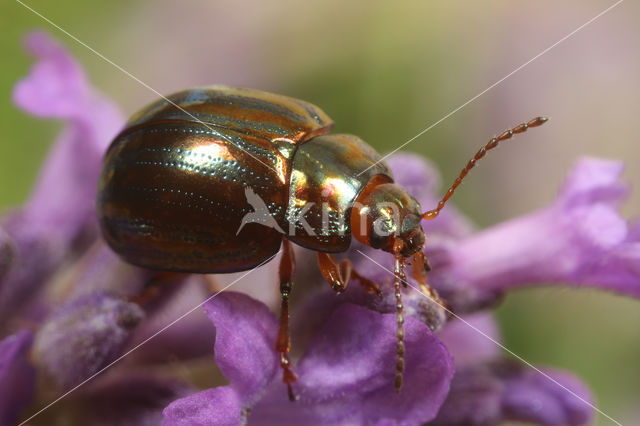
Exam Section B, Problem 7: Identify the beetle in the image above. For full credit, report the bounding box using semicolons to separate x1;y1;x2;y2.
97;86;547;400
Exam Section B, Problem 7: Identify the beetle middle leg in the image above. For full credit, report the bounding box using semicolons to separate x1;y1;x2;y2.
317;252;382;296
277;238;298;401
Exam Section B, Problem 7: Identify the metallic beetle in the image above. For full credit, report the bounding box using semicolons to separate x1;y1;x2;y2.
97;86;547;398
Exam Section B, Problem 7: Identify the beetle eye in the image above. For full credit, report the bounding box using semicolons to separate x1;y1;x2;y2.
372;215;397;237
401;214;421;236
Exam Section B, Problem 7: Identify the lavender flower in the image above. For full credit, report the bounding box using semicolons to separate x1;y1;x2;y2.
0;331;35;426
2;31;638;425
33;293;144;389
1;31;124;325
433;314;594;425
0;32;174;425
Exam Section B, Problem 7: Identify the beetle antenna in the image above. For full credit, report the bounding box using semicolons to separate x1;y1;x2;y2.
392;239;407;393
422;116;548;220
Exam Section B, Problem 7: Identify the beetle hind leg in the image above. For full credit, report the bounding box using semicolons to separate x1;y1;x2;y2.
317;252;382;296
277;239;298;401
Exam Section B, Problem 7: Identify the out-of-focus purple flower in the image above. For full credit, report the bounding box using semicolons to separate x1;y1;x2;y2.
125;275;216;365
431;314;594;426
74;373;194;426
11;31;124;237
163;292;455;425
33;292;144;389
0;331;36;426
431;157;639;311
2;31;268;425
436;312;501;366
430;361;593;426
0;31;125;323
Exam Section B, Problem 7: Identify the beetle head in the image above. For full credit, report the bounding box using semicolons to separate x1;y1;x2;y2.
351;182;425;257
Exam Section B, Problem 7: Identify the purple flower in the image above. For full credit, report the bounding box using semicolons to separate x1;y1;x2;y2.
432;157;638;309
0;331;36;426
73;373;194;426
3;30;638;426
0;32;180;424
1;31;124;323
430;360;593;426
433;314;593;425
163;292;454;425
33;292;144;389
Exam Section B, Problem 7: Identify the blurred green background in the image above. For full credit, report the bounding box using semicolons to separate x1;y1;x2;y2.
3;1;639;424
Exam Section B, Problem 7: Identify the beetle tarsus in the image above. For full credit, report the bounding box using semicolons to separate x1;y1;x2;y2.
287;383;296;402
319;253;383;296
353;271;383;296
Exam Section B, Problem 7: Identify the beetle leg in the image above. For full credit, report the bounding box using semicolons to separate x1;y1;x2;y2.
317;252;350;293
411;251;436;297
410;251;453;318
392;239;407;393
127;271;188;306
317;253;382;295
277;238;298;401
350;268;383;296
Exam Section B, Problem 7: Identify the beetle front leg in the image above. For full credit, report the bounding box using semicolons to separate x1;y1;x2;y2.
277;238;298;401
411;251;451;315
317;252;382;296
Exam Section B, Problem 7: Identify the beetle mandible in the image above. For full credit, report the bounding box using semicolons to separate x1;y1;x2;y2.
97;86;547;400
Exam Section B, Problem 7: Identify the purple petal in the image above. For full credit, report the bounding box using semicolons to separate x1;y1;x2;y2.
575;218;640;296
557;157;628;207
203;292;279;405
13;31;90;118
0;330;36;426
431;360;594;426
293;275;448;349
429;362;502;426
163;387;244;426
76;373;194;426
503;366;594;426
12;31;124;236
33;293;144;388
436;312;501;366
430;157;639;312
0;218;66;324
253;303;454;424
